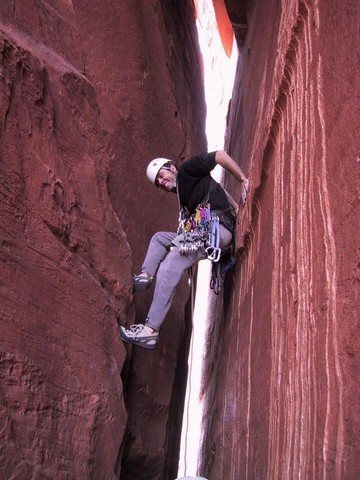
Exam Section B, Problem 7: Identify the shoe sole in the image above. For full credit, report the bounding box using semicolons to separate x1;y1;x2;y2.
120;328;157;350
133;282;151;292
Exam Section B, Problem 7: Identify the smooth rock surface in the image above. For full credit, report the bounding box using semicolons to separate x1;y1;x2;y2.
200;1;360;479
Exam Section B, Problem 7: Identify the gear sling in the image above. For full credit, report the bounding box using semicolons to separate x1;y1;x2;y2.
177;184;236;294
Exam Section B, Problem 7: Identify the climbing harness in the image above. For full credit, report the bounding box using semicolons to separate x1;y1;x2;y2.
178;203;237;295
176;178;237;295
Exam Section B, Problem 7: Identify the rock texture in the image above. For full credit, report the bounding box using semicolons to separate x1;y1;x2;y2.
200;0;360;479
4;0;357;478
0;1;206;479
0;16;130;479
223;0;247;46
212;0;234;56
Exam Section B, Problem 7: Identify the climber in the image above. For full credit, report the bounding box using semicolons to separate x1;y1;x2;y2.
119;150;249;349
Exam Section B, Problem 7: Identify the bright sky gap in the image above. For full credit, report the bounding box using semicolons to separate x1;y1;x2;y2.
177;1;237;478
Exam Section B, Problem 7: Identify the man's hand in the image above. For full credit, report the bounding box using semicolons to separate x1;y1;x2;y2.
240;178;249;205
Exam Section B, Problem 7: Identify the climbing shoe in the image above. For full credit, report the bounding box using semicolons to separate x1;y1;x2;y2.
133;273;153;292
119;324;158;350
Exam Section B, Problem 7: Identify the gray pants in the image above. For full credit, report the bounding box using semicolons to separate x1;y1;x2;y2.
142;227;232;331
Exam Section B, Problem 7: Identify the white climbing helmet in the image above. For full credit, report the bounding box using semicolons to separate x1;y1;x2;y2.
146;157;171;185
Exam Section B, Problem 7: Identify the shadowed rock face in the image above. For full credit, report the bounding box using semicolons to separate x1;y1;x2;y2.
224;0;247;46
200;0;360;479
0;1;205;479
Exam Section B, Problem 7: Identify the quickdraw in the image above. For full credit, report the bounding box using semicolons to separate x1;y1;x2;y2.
210;262;222;295
178;204;221;262
205;215;221;262
210;246;236;295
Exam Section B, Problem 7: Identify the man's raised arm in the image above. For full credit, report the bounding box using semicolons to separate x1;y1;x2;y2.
215;150;249;205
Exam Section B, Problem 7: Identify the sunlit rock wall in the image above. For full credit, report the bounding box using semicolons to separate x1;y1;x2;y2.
200;1;360;479
0;1;206;478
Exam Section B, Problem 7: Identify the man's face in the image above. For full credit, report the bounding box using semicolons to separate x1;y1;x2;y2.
156;166;177;192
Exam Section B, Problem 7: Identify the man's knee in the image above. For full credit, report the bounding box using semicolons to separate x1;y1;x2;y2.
160;246;198;277
157;247;182;276
150;231;175;244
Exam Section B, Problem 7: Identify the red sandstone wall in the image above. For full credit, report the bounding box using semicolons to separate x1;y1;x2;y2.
200;1;360;479
0;1;206;478
0;10;130;479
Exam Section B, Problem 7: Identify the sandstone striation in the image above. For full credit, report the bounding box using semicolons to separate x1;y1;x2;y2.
199;1;360;479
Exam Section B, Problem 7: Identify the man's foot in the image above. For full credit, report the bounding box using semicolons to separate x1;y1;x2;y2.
119;323;158;350
133;273;153;292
